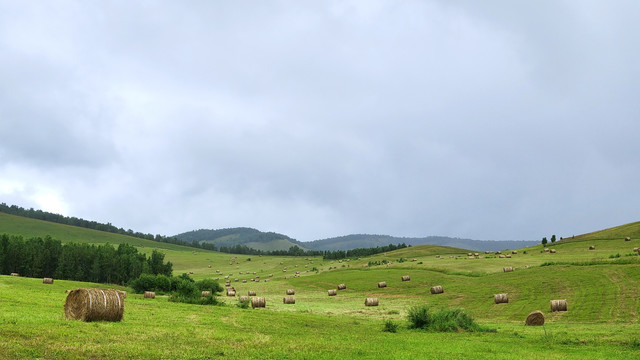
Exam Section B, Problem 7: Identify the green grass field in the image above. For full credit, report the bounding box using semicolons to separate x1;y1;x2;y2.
1;214;640;358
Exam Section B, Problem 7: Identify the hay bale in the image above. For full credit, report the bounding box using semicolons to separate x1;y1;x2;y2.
503;267;514;272
401;275;410;282
550;299;568;312
242;280;247;283
43;277;54;284
251;297;266;308
224;275;229;279
544;248;550;252
496;251;502;254
468;256;474;259
239;296;249;302
430;285;443;294
201;291;211;297
525;310;545;326
337;283;346;290
144;291;156;299
499;255;506;258
494;293;509;304
226;289;236;297
286;289;295;295
550;249;556;253
625;237;631;241
377;282;387;288
117;290;127;299
505;254;512;258
283;296;295;304
208;265;211;268
328;289;337;296
364;298;379;306
412;258;417;261
512;250;518;254
474;253;479;256
64;288;125;322
589;246;595;250
633;247;639;252
269;274;273;277
248;290;257;296
10;273;19;277
467;253;472;256
264;279;270;282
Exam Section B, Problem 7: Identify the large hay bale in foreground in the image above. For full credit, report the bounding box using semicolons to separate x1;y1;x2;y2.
365;298;378;306
503;267;514;272
144;291;155;299
248;290;257;296
337;283;346;290
494;293;509;304
328;289;337;296
283;296;295;304
430;285;443;294
286;289;295;295
401;275;410;282
525;310;545;326
251;297;265;308
377;282;387;288
43;277;54;284
550;299;568;312
64;288;125;322
201;291;211;297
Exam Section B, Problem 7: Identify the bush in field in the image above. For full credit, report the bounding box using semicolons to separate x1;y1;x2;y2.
175;279;198;298
237;299;250;309
383;320;399;333
407;305;432;329
196;278;223;293
155;274;172;292
130;273;157;293
407;305;492;332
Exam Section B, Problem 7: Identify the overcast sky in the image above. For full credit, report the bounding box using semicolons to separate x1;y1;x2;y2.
1;1;638;242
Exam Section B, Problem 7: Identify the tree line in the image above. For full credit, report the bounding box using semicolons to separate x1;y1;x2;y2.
322;243;409;260
0;234;172;285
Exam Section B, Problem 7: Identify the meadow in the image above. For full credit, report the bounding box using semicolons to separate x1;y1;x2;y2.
1;214;640;359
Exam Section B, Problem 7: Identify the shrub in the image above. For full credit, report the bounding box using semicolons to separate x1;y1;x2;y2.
407;305;491;332
196;278;223;293
175;279;198;298
237;299;250;309
155;274;172;292
383;320;399;333
407;305;432;329
130;273;157;294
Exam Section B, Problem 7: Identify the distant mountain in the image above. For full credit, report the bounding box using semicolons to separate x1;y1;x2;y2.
303;234;538;252
174;227;308;251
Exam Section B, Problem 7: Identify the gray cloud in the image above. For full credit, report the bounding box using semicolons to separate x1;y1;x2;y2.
1;1;639;241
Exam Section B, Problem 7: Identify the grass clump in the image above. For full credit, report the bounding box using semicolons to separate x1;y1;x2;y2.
407;305;493;332
237;299;250;309
383;320;399;333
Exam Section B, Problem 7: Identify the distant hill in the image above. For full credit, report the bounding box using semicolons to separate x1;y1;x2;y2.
174;228;309;251
303;234;538;252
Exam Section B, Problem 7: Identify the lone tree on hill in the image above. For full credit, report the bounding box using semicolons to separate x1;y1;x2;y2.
541;237;548;246
551;235;556;243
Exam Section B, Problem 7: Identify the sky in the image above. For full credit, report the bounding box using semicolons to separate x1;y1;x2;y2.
1;0;639;242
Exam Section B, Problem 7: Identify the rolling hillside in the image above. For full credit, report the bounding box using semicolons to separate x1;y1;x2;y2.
174;228;308;251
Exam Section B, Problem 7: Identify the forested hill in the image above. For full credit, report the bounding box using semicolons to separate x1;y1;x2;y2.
303;234;538;252
174;228;308;251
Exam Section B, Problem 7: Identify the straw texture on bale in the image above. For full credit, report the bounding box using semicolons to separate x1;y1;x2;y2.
503;267;514;272
401;275;410;282
117;290;127;299
283;296;295;304
239;296;249;302
202;291;211;297
430;285;444;294
365;298;379;306
550;299;568;312
226;289;236;297
337;283;346;290
286;289;295;295
10;273;19;276
43;277;54;284
64;288;125;322
251;297;266;308
377;282;387;288
248;290;257;296
494;293;509;304
525;310;545;326
328;289;337;296
144;291;156;299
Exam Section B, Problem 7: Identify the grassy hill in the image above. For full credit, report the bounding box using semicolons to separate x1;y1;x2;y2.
563;221;640;242
174;227;308;251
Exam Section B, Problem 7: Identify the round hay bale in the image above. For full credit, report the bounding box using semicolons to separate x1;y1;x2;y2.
494;293;509;304
295;271;300;274
467;253;472;256
499;254;506;258
10;273;19;277
64;288;125;322
216;269;220;273
117;290;127;299
474;253;479;256
496;251;502;254
468;256;474;259
401;275;410;282
264;279;270;282
550;299;568;312
226;289;236;297
625;237;631;241
239;296;249;302
269;274;273;277
242;280;247;283
377;281;387;288
503;267;514;272
283;296;295;304
248;290;257;296
525;310;545;326
208;265;211;268
224;275;229;279
202;291;211;297
328;289;337;296
589;246;595;250
550;249;557;253
337;283;346;290
234;278;239;282
43;277;54;284
364;298;379;306
144;291;156;299
633;247;639;252
215;277;219;281
283;269;287;272
430;285;444;294
512;250;518;254
505;254;512;258
544;248;550;252
251;297;266;308
286;289;295;295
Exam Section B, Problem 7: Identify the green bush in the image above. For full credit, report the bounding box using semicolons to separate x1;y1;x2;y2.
130;273;157;293
196;278;223;293
175;279;198;298
155;275;172;292
237;299;250;309
407;305;432;329
407;305;490;332
383;320;399;333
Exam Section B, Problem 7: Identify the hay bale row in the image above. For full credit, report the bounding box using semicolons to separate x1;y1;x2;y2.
251;297;266;308
430;285;443;294
283;296;295;304
525;310;545;326
144;291;156;299
328;289;337;296
503;267;513;272
365;298;379;306
550;299;567;312
377;282;387;288
286;289;295;295
65;288;125;322
43;277;54;284
401;275;410;282
337;283;346;290
494;293;509;304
